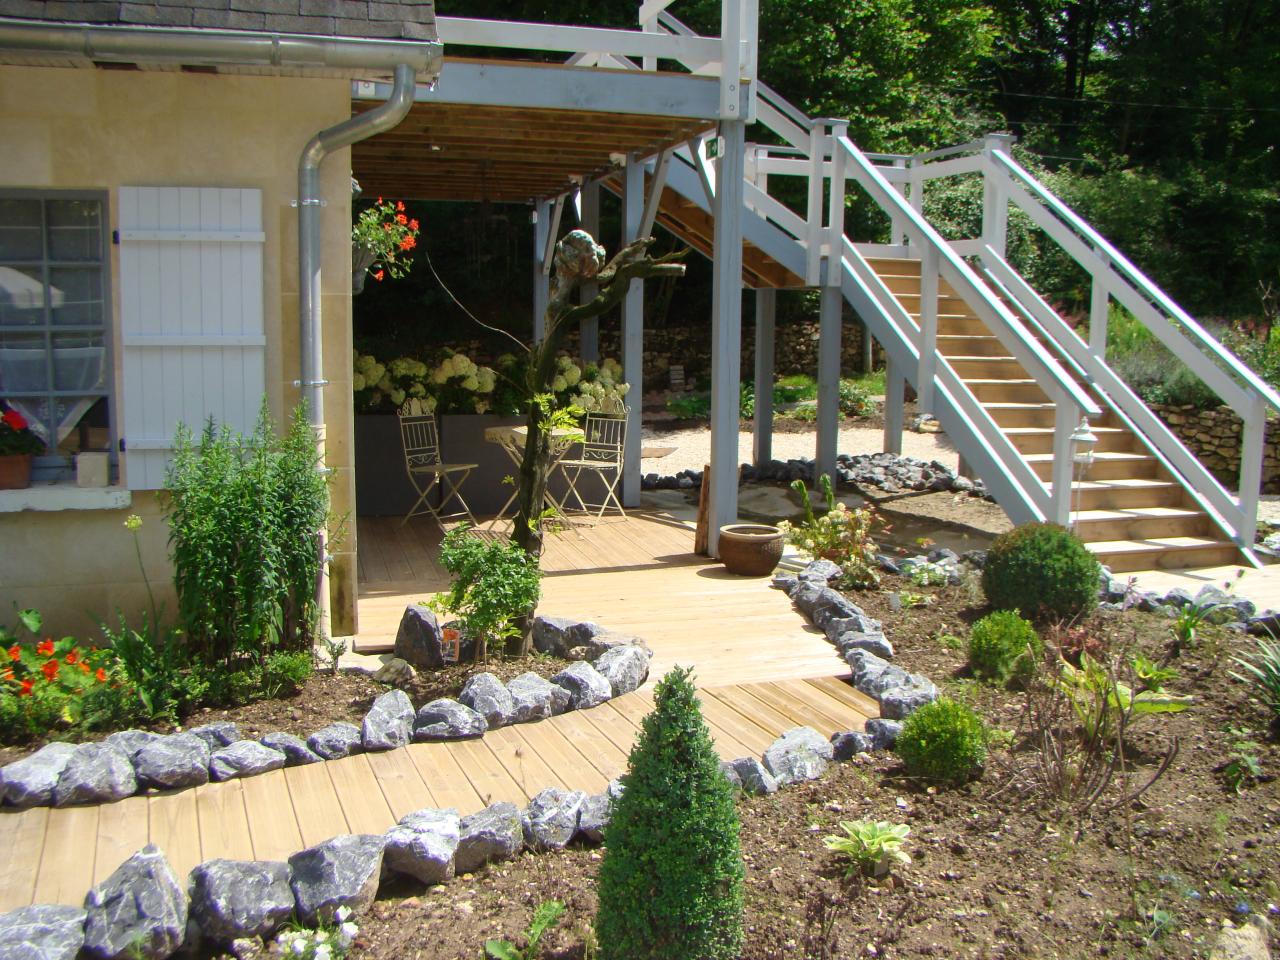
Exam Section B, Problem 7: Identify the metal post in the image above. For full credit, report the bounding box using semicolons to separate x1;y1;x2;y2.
816;285;842;482
708;119;747;557
579;181;601;363
532;199;551;342
753;286;775;466
621;155;645;508
883;354;904;455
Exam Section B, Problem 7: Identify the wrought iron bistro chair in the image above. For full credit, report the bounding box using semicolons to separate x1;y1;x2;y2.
553;407;628;521
397;404;478;529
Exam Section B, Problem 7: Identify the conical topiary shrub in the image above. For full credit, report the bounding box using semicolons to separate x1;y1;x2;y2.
595;667;744;960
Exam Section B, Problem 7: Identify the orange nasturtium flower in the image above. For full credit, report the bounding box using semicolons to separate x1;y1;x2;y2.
18;679;33;697
395;213;408;226
65;650;79;665
7;644;18;662
42;659;59;681
36;638;55;657
2;668;13;681
95;668;107;682
79;661;90;675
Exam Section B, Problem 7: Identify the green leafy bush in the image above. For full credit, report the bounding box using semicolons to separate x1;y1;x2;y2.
895;697;989;786
165;403;329;668
1053;652;1193;739
838;378;875;417
665;392;711;420
777;475;880;588
596;667;743;960
433;526;542;660
823;820;911;877
982;523;1099;622
968;610;1042;684
263;650;314;697
101;613;207;724
1230;638;1280;720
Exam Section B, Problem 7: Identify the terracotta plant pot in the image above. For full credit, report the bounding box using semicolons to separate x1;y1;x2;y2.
718;523;785;576
0;454;32;490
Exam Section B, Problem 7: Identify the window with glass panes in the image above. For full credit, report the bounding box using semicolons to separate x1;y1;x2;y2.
0;192;111;472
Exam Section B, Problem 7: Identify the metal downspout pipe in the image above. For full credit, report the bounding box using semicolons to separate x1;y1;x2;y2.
298;62;417;641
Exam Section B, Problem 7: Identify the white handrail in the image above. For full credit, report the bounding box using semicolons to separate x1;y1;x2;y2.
989;148;1280;416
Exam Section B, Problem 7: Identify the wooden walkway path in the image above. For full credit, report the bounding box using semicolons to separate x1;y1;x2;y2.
0;677;875;910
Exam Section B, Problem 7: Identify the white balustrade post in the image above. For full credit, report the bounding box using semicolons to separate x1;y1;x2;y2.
753;287;776;466
621;155;645;508
916;244;939;415
816;285;842;482
1051;398;1078;526
907;156;924;255
719;0;750;121
708;118;747;556
1238;396;1267;545
805;123;825;286
578;181;601;363
1089;267;1109;356
981;132;1015;258
883;354;904;455
890;156;908;247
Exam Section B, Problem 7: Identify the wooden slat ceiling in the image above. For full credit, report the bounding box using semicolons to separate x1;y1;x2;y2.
351;100;715;203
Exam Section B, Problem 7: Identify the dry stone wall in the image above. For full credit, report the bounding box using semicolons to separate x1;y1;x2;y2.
1149;403;1280;493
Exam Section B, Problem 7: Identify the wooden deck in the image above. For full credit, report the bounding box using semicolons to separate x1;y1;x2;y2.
0;677;874;910
356;510;846;687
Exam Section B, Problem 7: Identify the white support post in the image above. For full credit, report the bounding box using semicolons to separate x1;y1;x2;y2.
1051;398;1078;525
621;155;645;508
907;157;923;254
890;157;908;246
578;181;601;363
883;353;904;455
804;124;824;286
916;243;939;414
532;200;551;342
1239;395;1267;545
708;119;747;557
1089;271;1109;356
981;133;1014;258
753;287;776;466
827;121;848;270
640;148;672;240
816;284;842;483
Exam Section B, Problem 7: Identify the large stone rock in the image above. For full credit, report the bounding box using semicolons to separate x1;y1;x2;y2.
576;794;612;843
258;733;323;767
824;613;884;642
0;904;86;960
371;657;416;687
506;672;561;723
306;723;363;761
798;559;843;584
455;802;523;873
82;845;186;960
593;645;650;697
187;859;294;942
103;730;161;760
458;673;516;729
383;808;460;885
0;742;77;808
53;743;137;807
878;680;939;720
361;689;415;751
288;835;386;926
413;699;487;741
531;615;576;657
550;661;612;710
132;734;210;791
830;731;873;761
209;741;287;782
728;757;778;795
572;629;648;661
394;605;444;669
187;723;240;751
762;726;834;785
521;788;586;852
798;587;862;631
864;718;903;750
835;631;894;660
846;649;895;694
1209;917;1272;960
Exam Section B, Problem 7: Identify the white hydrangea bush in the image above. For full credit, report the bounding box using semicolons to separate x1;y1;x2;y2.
353;349;496;414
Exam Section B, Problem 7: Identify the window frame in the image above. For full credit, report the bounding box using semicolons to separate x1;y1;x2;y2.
0;188;115;481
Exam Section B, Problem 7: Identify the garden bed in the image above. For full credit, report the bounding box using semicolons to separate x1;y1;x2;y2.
283;573;1280;960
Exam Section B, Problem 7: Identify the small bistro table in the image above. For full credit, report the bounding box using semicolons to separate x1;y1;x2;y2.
482;423;583;524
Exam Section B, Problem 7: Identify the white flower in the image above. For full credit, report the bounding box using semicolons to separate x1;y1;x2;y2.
376;374;393;392
314;945;331;960
563;365;581;386
430;368;448;385
462;375;479;391
290;939;306;956
352;373;366;392
337;922;358;947
617;381;630;396
334;907;352;923
551;376;568;393
389;388;406;407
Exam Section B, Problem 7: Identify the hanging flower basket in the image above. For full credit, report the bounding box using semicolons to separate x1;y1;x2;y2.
351;198;420;295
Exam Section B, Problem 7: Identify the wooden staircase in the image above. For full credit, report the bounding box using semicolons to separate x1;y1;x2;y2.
866;257;1244;573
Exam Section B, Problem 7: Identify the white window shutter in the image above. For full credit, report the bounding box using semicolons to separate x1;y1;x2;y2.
118;187;266;489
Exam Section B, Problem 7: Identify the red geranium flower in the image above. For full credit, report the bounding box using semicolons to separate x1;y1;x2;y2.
2;409;27;430
36;638;54;657
95;667;107;682
399;236;417;252
65;650;79;665
396;201;405;212
7;644;18;662
409;219;419;231
18;679;33;697
395;213;408;226
374;270;385;282
41;659;59;681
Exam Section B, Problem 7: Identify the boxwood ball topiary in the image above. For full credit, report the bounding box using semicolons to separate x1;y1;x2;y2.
981;522;1100;622
895;697;989;786
595;667;744;960
968;610;1042;685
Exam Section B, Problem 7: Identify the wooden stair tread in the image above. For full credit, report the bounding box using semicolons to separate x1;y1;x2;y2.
1025;451;1152;463
1087;536;1237;554
1002;426;1127;437
1073;507;1204;522
1073;479;1181;491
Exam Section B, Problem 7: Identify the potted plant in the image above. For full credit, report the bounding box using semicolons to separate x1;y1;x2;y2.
0;407;42;489
717;523;786;576
351;196;420;295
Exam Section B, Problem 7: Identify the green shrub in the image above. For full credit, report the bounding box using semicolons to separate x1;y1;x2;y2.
896;697;989;786
968;610;1042;684
263;650;314;697
664;392;710;420
433;527;542;660
101;613;207;724
982;523;1100;622
596;667;743;960
165;403;329;668
838;378;875;417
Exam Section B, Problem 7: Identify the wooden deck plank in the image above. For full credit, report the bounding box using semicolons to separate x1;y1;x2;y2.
195;779;255;863
631;688;762;759
242;770;305;862
0;808;48;911
284;763;350;848
482;726;567;798
774;679;875;732
327;754;397;836
33;805;98;907
149;790;202;882
93;796;151;886
406;742;486;815
575;701;643;759
730;681;856;737
510;723;610;795
549;710;631;780
365;747;435;821
703;684;800;737
804;676;880;717
446;738;529;808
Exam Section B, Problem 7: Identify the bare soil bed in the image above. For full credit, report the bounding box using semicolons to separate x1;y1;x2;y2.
315;575;1279;960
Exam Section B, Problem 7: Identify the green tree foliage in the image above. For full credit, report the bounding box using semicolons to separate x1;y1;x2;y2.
596;667;744;960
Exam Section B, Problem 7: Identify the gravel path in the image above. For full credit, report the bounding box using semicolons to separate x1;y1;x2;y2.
640;423;958;476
